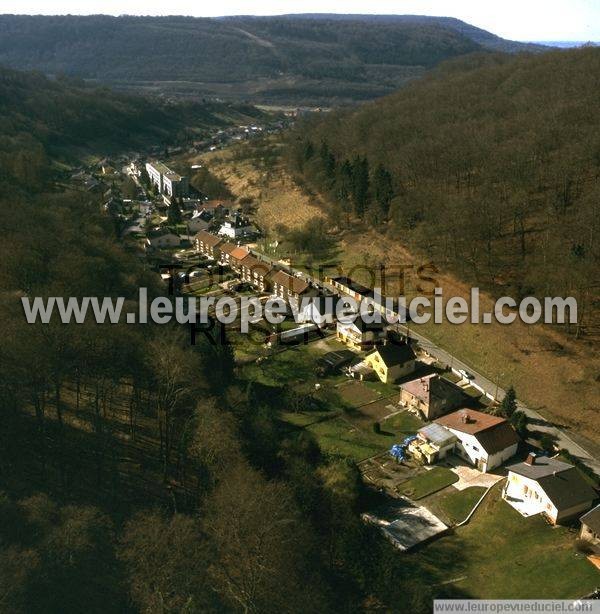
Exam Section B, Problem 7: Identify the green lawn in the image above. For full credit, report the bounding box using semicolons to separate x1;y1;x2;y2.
382;411;423;438
303;415;391;462
400;467;459;500
438;486;486;525
414;486;598;599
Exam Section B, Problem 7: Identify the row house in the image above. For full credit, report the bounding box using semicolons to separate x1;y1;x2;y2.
195;230;223;259
239;254;272;292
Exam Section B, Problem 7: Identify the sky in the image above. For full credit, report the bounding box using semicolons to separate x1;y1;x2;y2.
2;0;599;42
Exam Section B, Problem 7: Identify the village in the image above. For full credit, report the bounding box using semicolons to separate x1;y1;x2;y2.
77;147;600;598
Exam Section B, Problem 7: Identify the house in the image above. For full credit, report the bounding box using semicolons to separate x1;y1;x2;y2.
199;199;233;218
435;408;519;473
336;314;385;351
328;275;407;322
328;276;373;302
270;270;319;306
503;454;596;524
228;246;250;273
219;212;254;239
186;211;210;233
408;423;458;465
239;254;272;292
218;242;238;268
297;295;336;328
195;230;223;259
145;230;181;250
364;341;416;384
399;374;464;420
580;505;600;547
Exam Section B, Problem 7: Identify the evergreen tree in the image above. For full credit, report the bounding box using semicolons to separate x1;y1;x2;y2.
500;386;518;418
319;140;336;188
303;140;315;162
167;198;182;225
510;410;528;437
351;156;370;218
336;159;354;226
373;163;394;222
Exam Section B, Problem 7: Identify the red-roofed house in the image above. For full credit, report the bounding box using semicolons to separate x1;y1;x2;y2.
239;254;272;292
400;374;464;420
270;270;318;305
435;408;519;472
195;230;223;259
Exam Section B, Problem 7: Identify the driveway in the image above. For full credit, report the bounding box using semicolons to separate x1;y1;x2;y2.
443;457;505;490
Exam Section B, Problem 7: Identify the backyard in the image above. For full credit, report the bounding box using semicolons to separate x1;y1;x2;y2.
413;485;598;599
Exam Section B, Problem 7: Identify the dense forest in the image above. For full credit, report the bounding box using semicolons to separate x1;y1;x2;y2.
0;14;541;105
0;65;264;192
0;70;450;612
287;48;600;337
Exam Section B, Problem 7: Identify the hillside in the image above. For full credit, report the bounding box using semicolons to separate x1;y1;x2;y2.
287;48;600;337
0;65;265;190
0;14;539;105
275;14;547;53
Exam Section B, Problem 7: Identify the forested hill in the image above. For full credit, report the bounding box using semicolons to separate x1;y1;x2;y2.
288;48;600;335
0;65;264;191
0;14;538;105
273;14;547;53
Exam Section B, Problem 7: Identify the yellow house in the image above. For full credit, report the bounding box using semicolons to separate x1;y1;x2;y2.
364;342;416;383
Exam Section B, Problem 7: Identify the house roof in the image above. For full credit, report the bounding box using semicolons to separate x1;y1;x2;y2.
229;246;250;261
418;423;457;447
342;313;385;333
195;230;222;247
473;423;520;455
219;242;237;256
507;456;574;480
401;374;461;406
435;409;519;455
538;468;596;511
270;270;311;295
202;199;233;210
581;504;600;534
240;254;272;275
329;276;373;297
507;457;597;513
371;342;416;367
435;408;507;435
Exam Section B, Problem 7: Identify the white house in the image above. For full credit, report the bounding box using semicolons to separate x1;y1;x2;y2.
434;408;519;473
503;454;596;524
297;295;336;328
219;212;254;239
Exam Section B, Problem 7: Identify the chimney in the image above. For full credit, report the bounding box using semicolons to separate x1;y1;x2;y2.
460;410;469;424
525;452;537;465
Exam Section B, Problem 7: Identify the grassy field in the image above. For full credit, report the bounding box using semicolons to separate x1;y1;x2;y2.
437;486;486;525
400;467;459;500
415;486;598;599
